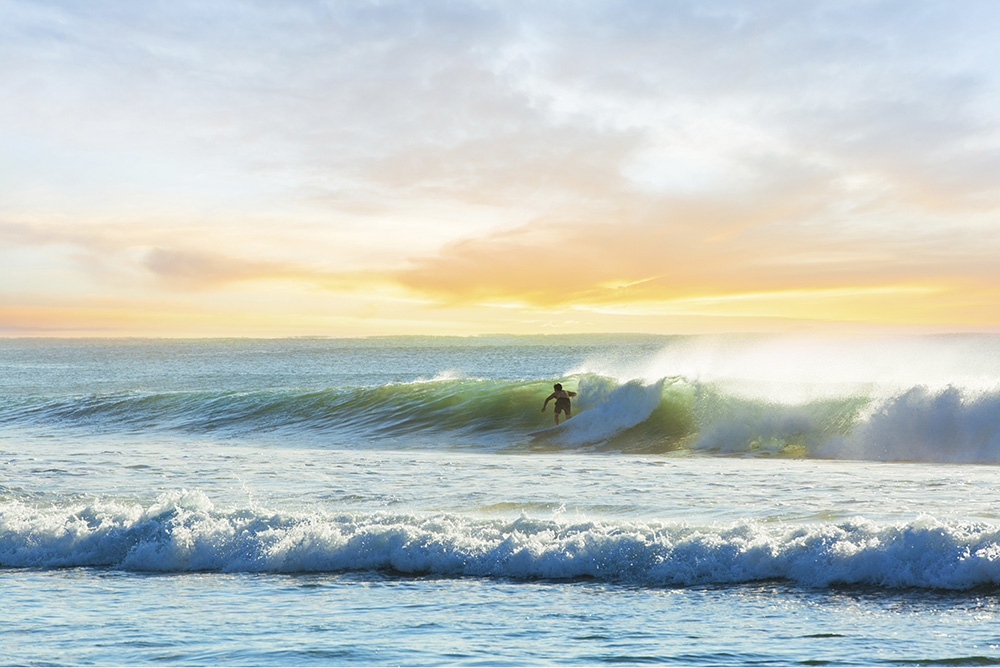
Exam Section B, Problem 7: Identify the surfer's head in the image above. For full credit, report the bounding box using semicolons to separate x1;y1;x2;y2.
553;383;562;391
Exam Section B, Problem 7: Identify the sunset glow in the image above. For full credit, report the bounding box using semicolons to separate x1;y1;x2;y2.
3;1;1000;337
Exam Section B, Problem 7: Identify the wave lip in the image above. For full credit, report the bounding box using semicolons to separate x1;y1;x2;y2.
3;492;1000;590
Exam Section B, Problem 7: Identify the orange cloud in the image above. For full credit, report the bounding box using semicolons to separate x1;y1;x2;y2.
393;202;1000;328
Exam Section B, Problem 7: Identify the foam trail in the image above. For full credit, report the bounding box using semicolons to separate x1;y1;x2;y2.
3;492;1000;590
537;379;666;446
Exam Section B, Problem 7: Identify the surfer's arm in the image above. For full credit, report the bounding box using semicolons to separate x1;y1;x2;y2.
541;392;556;411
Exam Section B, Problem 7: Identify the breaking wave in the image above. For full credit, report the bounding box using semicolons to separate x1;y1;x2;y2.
5;372;1000;463
2;490;999;591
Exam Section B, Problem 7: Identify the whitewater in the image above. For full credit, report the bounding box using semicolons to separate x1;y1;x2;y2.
4;334;1000;666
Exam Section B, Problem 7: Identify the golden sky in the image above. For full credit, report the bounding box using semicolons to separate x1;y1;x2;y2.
3;1;1000;337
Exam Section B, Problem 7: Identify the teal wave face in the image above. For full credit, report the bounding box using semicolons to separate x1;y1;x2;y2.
1;377;590;443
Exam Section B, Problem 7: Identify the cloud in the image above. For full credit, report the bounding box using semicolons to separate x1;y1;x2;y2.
139;246;401;294
5;1;1000;334
141;247;294;289
0;220;307;292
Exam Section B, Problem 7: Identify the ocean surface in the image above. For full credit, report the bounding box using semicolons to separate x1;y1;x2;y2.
4;333;1000;666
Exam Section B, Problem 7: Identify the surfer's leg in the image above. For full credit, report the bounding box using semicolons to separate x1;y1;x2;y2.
555;404;569;424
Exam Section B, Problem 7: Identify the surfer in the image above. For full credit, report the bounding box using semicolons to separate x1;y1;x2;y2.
541;383;577;425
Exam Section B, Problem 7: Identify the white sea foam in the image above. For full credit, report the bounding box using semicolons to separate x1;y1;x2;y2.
3;492;999;590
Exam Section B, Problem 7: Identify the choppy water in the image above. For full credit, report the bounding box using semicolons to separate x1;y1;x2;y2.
4;334;1000;665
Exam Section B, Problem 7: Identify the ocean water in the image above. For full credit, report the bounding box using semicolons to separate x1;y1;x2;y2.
3;334;1000;666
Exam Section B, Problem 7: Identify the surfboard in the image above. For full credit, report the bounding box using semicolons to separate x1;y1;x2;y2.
528;423;568;437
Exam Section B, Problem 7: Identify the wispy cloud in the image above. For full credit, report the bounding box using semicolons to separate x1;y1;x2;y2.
140;247;295;289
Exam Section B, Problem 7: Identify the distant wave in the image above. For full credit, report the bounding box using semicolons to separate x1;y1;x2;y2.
2;490;999;590
6;374;1000;463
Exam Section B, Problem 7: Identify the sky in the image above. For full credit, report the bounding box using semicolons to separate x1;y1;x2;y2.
3;0;1000;337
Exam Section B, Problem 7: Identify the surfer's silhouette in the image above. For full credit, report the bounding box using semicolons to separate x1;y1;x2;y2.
541;383;576;425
